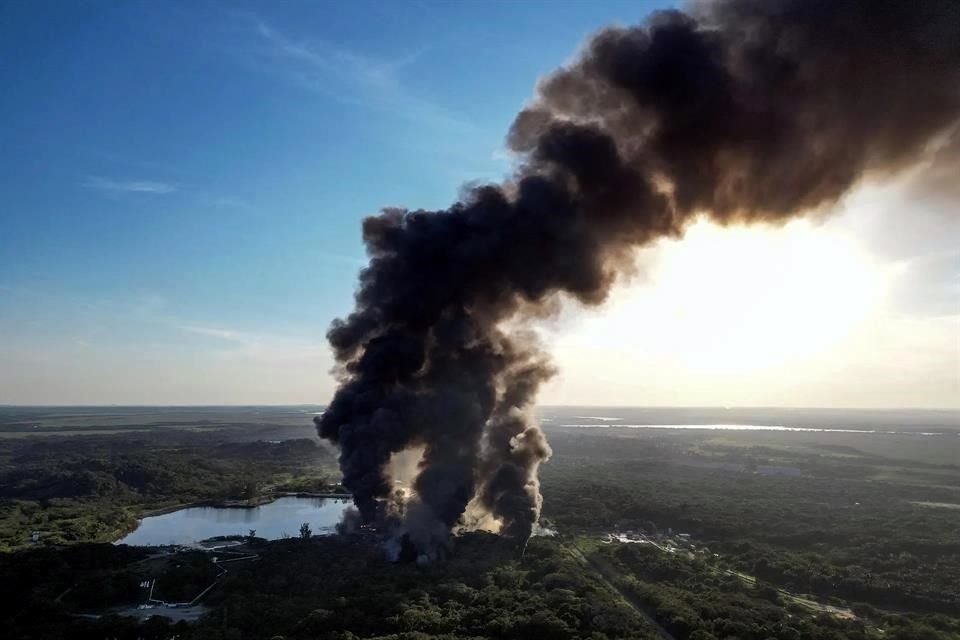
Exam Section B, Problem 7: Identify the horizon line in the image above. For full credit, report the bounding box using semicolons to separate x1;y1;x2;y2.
1;403;958;412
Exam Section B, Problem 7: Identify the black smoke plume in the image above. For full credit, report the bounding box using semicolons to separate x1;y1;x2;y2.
317;0;960;558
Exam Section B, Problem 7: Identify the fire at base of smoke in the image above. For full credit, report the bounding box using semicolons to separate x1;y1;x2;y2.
317;0;960;561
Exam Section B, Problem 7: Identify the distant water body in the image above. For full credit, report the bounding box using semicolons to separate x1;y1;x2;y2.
116;497;351;546
552;422;951;435
536;407;959;435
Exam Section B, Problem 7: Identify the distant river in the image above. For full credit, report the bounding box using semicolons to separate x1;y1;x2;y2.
116;497;352;546
552;423;949;435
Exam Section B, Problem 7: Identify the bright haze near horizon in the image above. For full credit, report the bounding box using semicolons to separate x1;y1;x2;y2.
1;0;957;409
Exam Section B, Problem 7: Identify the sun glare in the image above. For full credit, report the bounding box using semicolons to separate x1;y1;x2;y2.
556;218;889;376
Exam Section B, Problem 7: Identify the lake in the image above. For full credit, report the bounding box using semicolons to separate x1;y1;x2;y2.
116;496;352;546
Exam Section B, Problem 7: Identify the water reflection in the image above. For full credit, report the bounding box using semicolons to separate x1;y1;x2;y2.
116;497;351;546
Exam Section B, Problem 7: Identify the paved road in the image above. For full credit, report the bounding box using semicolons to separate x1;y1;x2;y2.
567;542;676;640
605;533;856;621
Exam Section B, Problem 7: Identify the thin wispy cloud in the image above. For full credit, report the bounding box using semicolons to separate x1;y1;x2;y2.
175;323;329;368
235;13;482;136
81;175;253;212
177;324;252;344
81;176;178;195
315;250;367;268
197;193;252;210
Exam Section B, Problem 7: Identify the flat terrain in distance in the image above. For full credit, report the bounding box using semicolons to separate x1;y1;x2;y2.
0;405;957;639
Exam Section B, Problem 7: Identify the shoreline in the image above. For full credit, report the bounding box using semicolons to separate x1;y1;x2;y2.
139;492;352;518
119;492;353;542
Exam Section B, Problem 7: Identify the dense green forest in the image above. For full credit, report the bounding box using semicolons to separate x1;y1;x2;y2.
540;429;960;617
2;535;657;640
0;409;957;639
590;539;960;640
3;531;956;639
0;429;337;549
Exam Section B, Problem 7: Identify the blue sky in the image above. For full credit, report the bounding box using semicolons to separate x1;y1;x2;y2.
2;1;956;407
0;0;669;403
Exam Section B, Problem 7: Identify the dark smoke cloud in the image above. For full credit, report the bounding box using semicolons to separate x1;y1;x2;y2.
318;0;960;557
